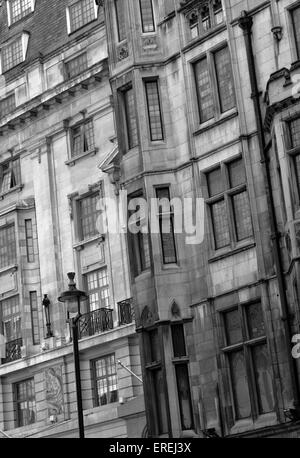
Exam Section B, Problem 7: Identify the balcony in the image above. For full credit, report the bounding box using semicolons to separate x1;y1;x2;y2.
3;338;22;363
118;299;134;326
78;308;113;339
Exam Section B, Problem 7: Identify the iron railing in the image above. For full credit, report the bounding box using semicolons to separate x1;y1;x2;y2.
78;308;113;339
118;299;133;326
4;338;22;363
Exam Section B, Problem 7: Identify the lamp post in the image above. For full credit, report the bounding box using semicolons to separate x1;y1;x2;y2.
42;294;53;338
58;272;88;439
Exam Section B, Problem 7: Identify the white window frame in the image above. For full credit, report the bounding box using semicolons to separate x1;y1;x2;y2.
0;32;30;74
66;0;98;35
6;0;36;27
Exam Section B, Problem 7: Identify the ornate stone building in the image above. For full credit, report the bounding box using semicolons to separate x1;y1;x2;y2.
0;0;145;438
100;0;300;438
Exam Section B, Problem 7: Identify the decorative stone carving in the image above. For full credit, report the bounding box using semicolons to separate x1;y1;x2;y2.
171;300;181;318
142;36;158;53
45;366;64;417
118;44;129;61
140;305;154;327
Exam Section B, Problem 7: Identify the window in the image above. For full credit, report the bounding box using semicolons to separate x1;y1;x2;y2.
65;53;88;79
222;303;275;420
30;292;40;345
206;158;253;250
171;324;194;430
0;225;17;269
115;0;126;42
67;0;97;33
145;80;164;141
0;157;21;194
0;94;16;118
86;268;110;310
156;187;177;264
139;0;155;33
1;33;29;72
292;6;300;59
92;354;118;406
128;191;151;276
194;46;235;123
78;193;100;240
1;295;21;343
8;0;33;25
25;219;34;262
122;86;138;151
286;118;300;205
186;0;224;40
71;119;95;157
14;378;36;427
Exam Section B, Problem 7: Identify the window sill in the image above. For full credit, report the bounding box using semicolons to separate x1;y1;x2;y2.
0;184;24;200
73;234;104;251
193;110;238;137
65;148;98;166
161;263;180;271
208;241;256;263
0;264;18;276
134;268;151;280
67;18;98;36
230;412;277;436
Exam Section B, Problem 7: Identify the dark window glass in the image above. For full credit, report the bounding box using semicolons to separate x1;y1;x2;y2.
175;364;194;430
115;0;126;41
210;199;230;249
128;192;151;276
246;303;265;340
140;0;155;32
214;46;235;113
30;292;40;345
93;354;118;406
149;329;161;362
224;309;242;346
0;157;21;194
69;0;95;32
289;118;300;149
0;94;16;118
0;225;17;269
152;369;169;434
252;345;275;414
145;80;164;141
171;324;186;357
25;219;34;262
79;193;100;239
292;7;300;59
1;295;21;342
15;379;36;427
228;159;246;188
71;119;95;157
207;167;223;197
156;187;177;264
232;191;253;241
65;53;88;79
229;350;251;419
124;87;138;150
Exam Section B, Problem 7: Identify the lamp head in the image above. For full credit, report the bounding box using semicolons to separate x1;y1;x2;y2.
58;272;88;314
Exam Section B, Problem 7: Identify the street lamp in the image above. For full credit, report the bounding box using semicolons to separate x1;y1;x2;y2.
58;272;88;439
42;294;53;338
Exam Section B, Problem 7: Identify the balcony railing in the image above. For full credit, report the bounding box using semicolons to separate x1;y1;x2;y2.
78;308;113;339
118;299;134;326
4;338;22;363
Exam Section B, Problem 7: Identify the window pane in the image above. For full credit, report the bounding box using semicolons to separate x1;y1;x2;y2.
207;168;223;197
25;219;34;262
69;0;95;32
0;94;16;118
194;57;214;122
145;81;164;141
290;118;300;148
294;154;300;194
252;345;275;414
80;194;99;239
149;329;161;362
86;268;110;311
15;379;36;427
124;87;138;149
211;200;230;249
246;303;265;339
153;369;169;434
30;291;40;345
115;0;126;41
10;0;32;23
213;0;224;25
2;38;23;72
215;47;235;113
94;355;118;407
229;351;251;419
171;324;186;357
292;7;300;60
65;53;88;79
229;159;246;188
224;309;242;346
187;11;199;39
140;0;155;32
175;364;194;430
232;191;253;241
0;225;17;269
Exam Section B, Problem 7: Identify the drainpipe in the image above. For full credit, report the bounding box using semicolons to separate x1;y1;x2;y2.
238;10;300;411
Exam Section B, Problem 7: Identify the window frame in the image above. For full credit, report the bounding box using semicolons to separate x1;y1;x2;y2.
290;3;300;60
7;0;35;26
25;219;34;263
139;0;155;34
64;52;88;79
204;156;253;253
0;93;16;118
155;186;178;265
185;0;224;42
70;117;95;159
77;191;101;241
114;0;127;42
91;354;118;407
0;156;21;195
0;32;29;73
193;44;236;125
144;78;164;142
30;291;40;345
284;116;300;209
14;378;37;427
0;223;17;269
66;0;98;35
85;267;110;312
120;84;139;152
220;301;275;422
0;294;21;343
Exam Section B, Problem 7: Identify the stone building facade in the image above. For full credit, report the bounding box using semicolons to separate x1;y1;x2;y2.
100;0;300;438
0;0;145;438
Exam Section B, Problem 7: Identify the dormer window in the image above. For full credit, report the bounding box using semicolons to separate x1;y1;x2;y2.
186;0;224;41
66;0;98;34
0;32;30;73
7;0;35;26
